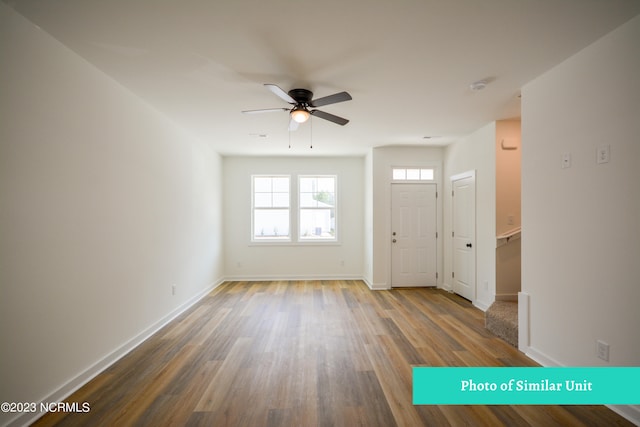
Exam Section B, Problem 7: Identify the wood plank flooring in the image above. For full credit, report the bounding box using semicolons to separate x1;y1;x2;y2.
33;281;633;426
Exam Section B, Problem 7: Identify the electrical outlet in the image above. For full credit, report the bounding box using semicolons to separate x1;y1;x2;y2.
172;284;176;296
596;340;609;362
596;145;610;164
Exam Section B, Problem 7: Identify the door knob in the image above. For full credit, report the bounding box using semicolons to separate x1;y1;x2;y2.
392;232;396;236
392;239;397;243
466;243;472;248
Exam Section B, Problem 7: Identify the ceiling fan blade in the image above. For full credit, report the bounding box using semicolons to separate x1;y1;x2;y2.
288;117;300;131
265;84;296;104
310;110;349;126
310;91;352;107
242;108;289;114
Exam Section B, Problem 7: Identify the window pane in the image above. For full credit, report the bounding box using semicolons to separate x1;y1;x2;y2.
272;177;289;192
272;192;289;207
407;169;420;179
254;209;289;239
254;193;272;207
253;176;290;241
300;209;334;239
299;177;314;192
407;168;420;180
393;169;406;180
315;192;334;207
298;175;337;241
254;177;272;192
421;169;434;180
317;177;334;192
300;193;316;208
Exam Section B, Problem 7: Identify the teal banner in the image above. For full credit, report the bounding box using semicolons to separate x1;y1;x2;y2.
413;367;640;405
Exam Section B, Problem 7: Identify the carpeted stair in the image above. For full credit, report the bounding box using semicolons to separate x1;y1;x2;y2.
485;301;518;347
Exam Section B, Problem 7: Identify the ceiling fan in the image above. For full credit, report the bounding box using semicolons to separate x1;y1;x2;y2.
242;84;352;131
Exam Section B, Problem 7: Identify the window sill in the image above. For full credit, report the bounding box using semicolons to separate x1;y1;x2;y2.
249;240;341;247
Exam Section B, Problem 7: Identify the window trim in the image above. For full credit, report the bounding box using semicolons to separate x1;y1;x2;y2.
297;174;338;242
391;167;435;182
251;174;291;243
250;173;340;245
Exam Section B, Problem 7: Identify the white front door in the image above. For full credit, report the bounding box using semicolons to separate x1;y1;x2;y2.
391;184;437;287
452;174;476;301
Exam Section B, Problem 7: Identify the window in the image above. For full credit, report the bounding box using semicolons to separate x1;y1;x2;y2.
251;174;338;243
299;176;336;240
392;168;434;181
252;175;290;240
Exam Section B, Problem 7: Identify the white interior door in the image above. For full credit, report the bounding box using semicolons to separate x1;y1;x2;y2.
452;174;476;301
391;184;437;287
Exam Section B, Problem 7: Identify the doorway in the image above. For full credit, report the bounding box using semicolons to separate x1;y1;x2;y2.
451;171;476;301
391;183;437;287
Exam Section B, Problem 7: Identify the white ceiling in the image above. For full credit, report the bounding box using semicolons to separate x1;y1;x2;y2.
6;0;640;156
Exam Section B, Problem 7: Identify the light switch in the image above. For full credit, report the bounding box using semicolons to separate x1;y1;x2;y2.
597;145;610;164
562;153;572;169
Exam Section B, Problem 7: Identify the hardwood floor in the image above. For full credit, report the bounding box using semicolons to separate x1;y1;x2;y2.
33;281;632;426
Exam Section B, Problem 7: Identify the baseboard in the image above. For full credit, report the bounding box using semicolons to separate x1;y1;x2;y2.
495;293;518;301
223;274;364;282
518;292;530;353
607;405;640;426
369;282;390;290
524;346;563;367
473;300;491;312
362;277;385;290
9;279;224;427
524;348;639;425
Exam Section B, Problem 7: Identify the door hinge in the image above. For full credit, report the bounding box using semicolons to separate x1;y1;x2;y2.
452;190;454;197
436;191;438;198
452;231;455;237
452;272;455;278
436;272;439;279
435;232;438;239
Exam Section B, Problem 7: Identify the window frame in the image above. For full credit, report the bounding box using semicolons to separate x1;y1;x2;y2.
250;173;340;245
297;174;338;242
391;167;435;182
251;175;291;243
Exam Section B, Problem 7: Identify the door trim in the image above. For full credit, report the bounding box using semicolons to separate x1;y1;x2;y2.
450;170;475;182
450;170;476;301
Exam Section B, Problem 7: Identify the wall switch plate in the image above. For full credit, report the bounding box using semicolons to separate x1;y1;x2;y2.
172;284;176;296
562;153;572;169
597;145;610;164
596;340;609;362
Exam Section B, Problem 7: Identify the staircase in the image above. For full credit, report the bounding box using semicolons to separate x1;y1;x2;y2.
485;301;518;347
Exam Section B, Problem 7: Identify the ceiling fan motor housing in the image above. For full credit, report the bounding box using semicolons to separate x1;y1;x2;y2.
288;88;313;105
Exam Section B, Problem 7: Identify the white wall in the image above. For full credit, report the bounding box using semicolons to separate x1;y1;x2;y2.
0;5;224;425
521;14;640;369
223;156;364;280
444;123;496;310
371;146;444;289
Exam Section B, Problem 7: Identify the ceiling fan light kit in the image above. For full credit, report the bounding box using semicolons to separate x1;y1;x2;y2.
291;107;310;123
